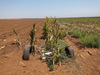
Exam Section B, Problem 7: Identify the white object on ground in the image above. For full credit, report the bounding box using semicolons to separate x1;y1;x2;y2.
42;50;44;56
44;52;52;55
0;45;6;50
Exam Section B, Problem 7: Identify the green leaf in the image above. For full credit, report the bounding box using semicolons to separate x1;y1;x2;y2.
13;28;17;36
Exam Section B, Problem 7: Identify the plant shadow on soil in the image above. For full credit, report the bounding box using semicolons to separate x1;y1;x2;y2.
10;43;18;45
70;35;85;50
39;36;45;39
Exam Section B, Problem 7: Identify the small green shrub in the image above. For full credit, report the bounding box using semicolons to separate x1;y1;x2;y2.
42;22;49;39
13;28;21;47
29;23;36;45
68;31;73;35
47;59;55;70
79;34;100;48
59;30;67;39
73;30;87;38
60;50;68;60
73;30;81;38
65;24;68;26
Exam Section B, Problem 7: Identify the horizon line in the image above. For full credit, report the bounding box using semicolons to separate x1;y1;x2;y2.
0;16;100;19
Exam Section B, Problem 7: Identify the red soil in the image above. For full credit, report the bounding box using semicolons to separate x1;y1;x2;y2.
0;19;100;75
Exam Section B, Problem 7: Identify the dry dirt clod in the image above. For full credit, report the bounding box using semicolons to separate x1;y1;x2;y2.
23;71;26;73
4;56;8;58
4;39;6;42
19;62;26;67
4;55;9;58
34;70;36;71
14;39;16;41
80;55;84;59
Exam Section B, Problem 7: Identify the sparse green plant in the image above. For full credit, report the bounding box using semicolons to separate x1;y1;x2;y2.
13;29;21;47
79;34;100;48
59;29;67;39
28;23;36;55
47;59;55;70
1;52;6;55
73;30;87;38
43;17;70;70
42;22;49;39
68;31;73;35
29;23;36;45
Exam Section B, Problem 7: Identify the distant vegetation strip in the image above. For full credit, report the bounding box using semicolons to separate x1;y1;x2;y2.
57;17;100;48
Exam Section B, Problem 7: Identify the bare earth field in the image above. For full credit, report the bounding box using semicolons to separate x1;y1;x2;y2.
0;19;100;75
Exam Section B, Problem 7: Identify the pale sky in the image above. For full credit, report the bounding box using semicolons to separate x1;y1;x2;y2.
0;0;100;19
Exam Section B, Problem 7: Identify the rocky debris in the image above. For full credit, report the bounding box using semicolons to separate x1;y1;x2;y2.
14;39;16;41
80;55;84;59
40;56;46;60
19;62;26;67
4;39;6;42
0;45;6;50
87;50;92;55
4;55;8;58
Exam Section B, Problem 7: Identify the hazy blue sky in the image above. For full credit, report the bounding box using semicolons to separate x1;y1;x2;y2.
0;0;100;18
